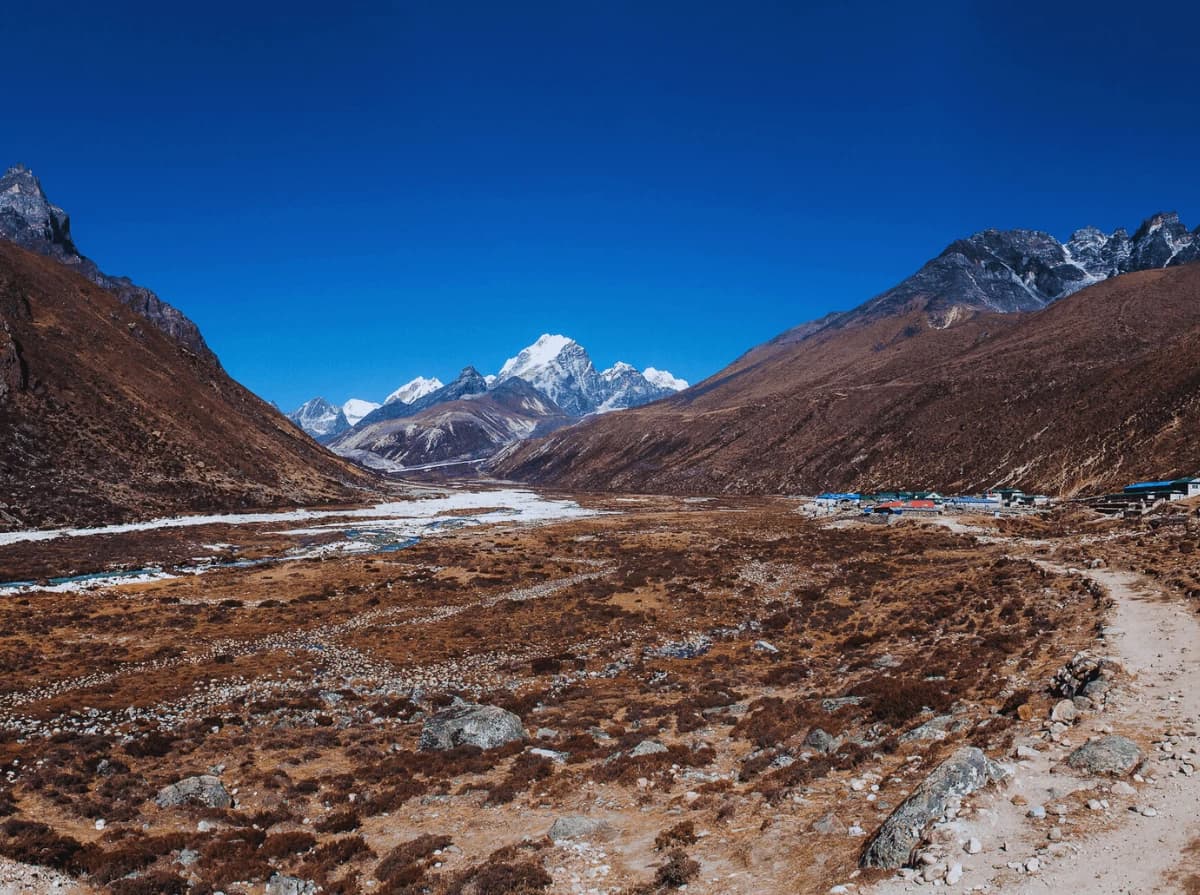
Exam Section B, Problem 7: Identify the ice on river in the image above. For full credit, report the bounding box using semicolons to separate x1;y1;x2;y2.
0;489;599;547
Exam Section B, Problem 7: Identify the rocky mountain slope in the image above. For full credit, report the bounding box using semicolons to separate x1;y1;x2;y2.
497;215;1200;496
333;377;571;471
0;164;214;359
0;238;375;530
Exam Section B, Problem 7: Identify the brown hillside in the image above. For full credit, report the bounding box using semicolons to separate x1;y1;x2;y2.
0;242;377;529
496;265;1200;496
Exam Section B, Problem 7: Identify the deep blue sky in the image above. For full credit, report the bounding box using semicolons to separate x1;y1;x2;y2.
8;2;1200;410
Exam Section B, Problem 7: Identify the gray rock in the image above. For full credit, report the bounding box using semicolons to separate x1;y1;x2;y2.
529;747;569;763
804;728;840;754
155;775;232;810
822;696;865;713
549;816;611;840
630;739;668;757
266;874;317;895
1050;699;1078;723
419;701;526;751
1066;736;1143;776
811;812;847;835
1052;652;1123;702
900;715;961;743
860;747;1007;869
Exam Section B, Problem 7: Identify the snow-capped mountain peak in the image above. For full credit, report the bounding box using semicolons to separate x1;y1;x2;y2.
498;334;687;415
384;376;444;405
600;361;637;380
497;334;601;416
287;397;350;442
341;398;380;426
643;367;689;391
498;334;577;379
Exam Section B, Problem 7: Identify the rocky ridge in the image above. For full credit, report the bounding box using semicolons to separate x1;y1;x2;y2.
0;164;212;358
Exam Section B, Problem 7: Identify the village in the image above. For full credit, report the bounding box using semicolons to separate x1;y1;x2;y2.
808;476;1200;519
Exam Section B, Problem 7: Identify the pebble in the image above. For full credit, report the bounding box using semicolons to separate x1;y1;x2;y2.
965;837;982;855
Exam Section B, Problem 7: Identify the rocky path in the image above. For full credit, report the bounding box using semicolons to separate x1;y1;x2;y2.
871;540;1200;894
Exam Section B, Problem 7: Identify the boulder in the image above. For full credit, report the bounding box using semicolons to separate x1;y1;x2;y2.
1050;699;1078;723
1066;735;1142;776
630;739;668;757
418;701;526;751
860;747;1007;869
804;728;840;754
549;816;611;841
155;775;232;810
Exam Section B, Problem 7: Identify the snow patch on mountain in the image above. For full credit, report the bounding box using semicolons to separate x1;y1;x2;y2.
341;398;380;426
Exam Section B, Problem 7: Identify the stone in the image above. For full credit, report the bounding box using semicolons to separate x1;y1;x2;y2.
155;775;232;810
860;747;1008;869
1111;780;1136;796
804;728;840;754
945;862;964;885
549;816;611;841
812;812;847;835
418;701;526;751
965;837;982;855
1066;736;1143;776
630;739;668;757
529;747;569;763
266;874;317;895
754;640;780;654
1050;700;1078;724
901;715;963;743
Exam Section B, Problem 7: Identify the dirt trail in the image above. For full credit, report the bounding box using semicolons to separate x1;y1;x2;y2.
872;540;1200;894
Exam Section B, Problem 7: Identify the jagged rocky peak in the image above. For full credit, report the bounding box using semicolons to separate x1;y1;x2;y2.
0;164;77;255
0;163;212;358
847;210;1200;329
287;397;350;442
1128;211;1198;270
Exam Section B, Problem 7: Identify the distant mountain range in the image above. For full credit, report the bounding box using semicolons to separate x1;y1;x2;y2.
0;165;375;529
288;334;687;467
497;213;1200;496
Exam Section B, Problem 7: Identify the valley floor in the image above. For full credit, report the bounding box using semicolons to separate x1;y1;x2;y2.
0;490;1196;894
